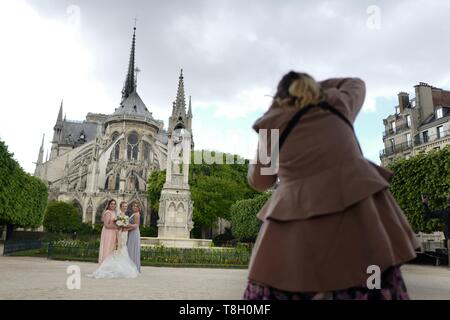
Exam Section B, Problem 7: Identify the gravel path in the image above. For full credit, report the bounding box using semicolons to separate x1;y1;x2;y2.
0;256;449;300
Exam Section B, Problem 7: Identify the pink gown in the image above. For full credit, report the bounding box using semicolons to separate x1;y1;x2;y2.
98;210;117;264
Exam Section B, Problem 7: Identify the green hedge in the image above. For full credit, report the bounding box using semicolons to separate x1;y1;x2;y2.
0;139;48;228
230;192;271;241
388;146;450;233
43;201;81;233
140;225;157;237
47;241;251;267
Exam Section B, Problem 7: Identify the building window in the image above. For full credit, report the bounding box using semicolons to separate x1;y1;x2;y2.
437;126;444;139
422;131;429;143
406;133;412;147
390;138;395;152
106;175;114;190
406;115;411;128
127;133;139;161
436;107;443;119
115;174;120;190
395;106;400;115
390;121;396;133
110;132;120;161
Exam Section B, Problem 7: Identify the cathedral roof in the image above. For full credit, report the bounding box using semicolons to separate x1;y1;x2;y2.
60;120;98;145
104;26;163;132
105;91;163;130
112;91;153;118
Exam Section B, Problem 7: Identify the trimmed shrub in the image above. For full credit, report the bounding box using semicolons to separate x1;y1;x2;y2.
230;192;271;241
0;139;48;229
77;223;100;235
43;201;81;234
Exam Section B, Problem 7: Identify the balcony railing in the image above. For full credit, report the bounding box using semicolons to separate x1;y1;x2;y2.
380;141;413;157
383;123;411;139
380;129;450;158
414;129;450;146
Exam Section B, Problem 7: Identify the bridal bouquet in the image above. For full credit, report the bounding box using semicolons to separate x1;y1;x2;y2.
115;215;129;228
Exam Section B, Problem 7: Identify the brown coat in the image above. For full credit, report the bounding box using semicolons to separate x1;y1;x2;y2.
247;77;419;292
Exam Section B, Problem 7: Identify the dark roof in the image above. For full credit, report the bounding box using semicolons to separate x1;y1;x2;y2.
419;106;450;127
432;89;450;107
60;121;98;145
112;91;153;118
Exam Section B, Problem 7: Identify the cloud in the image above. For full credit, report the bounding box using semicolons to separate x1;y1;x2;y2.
195;87;273;119
0;0;116;173
3;0;450;173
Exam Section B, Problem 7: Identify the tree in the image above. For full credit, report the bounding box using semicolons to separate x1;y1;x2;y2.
230;192;271;241
189;152;260;230
388;146;450;233
0;139;48;238
147;150;261;238
43;201;81;234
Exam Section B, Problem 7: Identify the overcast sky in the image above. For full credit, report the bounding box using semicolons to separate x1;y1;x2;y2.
1;0;450;173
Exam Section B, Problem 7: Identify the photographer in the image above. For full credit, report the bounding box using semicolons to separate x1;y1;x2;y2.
421;194;450;265
244;72;418;300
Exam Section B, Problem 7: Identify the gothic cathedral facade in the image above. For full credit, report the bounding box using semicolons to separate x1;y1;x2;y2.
33;27;194;228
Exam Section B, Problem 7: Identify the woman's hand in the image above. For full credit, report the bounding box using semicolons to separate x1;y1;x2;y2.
421;195;429;204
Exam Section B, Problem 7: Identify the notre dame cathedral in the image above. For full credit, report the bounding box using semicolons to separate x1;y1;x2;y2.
33;26;194;229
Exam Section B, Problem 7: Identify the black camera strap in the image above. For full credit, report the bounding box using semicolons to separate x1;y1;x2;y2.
278;101;363;155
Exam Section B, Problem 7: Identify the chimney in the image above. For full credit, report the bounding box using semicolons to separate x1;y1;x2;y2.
398;92;409;113
415;82;434;122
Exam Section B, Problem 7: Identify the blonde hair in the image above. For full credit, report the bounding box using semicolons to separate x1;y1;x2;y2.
274;72;324;109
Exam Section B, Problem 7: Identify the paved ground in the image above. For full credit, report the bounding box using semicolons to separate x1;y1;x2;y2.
0;256;450;299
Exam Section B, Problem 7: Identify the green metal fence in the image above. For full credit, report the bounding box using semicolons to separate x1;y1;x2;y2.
47;241;251;268
4;240;45;255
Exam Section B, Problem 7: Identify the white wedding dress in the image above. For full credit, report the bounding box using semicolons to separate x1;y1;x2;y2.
88;230;139;279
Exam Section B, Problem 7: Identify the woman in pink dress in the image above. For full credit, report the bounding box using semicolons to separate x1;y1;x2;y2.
98;199;118;264
89;199;139;279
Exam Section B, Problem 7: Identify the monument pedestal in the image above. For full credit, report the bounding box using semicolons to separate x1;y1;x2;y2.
141;237;212;248
156;179;194;240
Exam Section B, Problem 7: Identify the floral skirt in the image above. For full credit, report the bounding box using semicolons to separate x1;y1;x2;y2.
243;266;409;300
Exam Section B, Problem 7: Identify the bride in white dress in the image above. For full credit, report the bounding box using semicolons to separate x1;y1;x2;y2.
88;227;139;279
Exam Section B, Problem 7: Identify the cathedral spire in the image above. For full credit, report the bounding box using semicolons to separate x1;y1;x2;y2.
169;70;192;133
174;68;186;113
57;100;63;123
34;133;45;176
187;96;192;117
53;100;64;143
37;134;45;164
121;25;137;102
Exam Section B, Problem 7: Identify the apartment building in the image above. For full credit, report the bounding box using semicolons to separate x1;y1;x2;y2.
380;82;450;167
